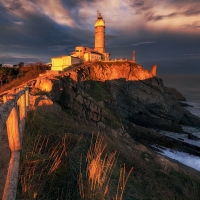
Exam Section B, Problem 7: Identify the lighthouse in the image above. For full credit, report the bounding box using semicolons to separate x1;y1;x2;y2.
94;11;105;53
71;11;110;61
94;11;110;60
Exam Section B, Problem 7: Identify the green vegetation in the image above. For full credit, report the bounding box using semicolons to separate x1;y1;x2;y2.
16;103;200;200
88;81;110;102
17;107;132;200
4;61;198;199
0;62;48;93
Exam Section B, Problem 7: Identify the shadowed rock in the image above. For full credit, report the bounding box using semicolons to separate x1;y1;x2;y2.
34;61;200;133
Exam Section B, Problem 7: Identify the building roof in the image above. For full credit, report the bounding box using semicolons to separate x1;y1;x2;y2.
84;49;103;55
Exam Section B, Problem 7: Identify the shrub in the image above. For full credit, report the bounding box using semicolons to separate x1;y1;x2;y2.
0;62;48;93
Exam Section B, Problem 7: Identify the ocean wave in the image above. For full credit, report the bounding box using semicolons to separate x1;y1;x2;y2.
152;145;200;172
159;127;200;147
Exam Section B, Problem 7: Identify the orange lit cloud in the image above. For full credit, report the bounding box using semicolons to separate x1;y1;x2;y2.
76;0;200;35
0;0;75;27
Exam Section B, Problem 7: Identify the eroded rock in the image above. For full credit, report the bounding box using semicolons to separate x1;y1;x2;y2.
33;61;200;132
134;144;152;155
154;155;179;173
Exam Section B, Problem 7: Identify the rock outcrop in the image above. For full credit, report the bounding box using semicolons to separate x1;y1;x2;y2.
154;155;179;173
34;61;200;133
164;87;186;101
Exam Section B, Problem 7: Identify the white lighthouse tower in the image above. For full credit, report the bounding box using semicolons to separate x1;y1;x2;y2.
94;11;110;61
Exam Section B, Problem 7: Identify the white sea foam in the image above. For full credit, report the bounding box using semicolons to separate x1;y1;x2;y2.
156;75;200;171
159;129;200;147
153;145;200;171
184;101;200;118
182;126;200;137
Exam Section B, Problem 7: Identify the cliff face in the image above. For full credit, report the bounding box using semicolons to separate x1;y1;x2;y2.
34;61;200;133
67;61;154;82
22;62;200;200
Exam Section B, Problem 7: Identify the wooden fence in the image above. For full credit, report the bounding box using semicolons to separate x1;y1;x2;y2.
0;87;29;200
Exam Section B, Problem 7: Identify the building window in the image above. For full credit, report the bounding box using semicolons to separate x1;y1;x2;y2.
76;50;79;52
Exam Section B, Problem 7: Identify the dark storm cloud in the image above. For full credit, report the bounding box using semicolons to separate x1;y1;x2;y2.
0;0;200;75
182;7;200;16
3;0;22;11
0;4;79;63
126;0;151;13
181;21;200;30
62;0;98;7
128;0;144;7
146;12;180;21
105;35;118;40
144;3;200;22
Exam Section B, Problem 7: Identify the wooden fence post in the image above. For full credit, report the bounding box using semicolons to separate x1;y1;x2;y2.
18;89;26;120
2;151;20;200
25;87;30;112
3;95;21;151
2;87;30;200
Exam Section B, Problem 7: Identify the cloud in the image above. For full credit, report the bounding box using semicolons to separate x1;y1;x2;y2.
145;5;200;22
37;0;75;27
183;54;199;57
0;53;36;59
182;6;200;16
128;0;144;7
181;21;200;30
63;0;98;8
0;0;75;27
146;12;180;21
3;0;22;11
105;35;118;40
0;0;200;71
124;41;155;47
48;45;71;51
14;21;24;25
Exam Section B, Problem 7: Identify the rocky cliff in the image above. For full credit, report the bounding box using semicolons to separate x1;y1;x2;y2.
34;61;200;134
24;61;200;199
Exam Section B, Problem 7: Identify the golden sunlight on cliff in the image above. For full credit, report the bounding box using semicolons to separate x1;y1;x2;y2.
66;62;156;83
35;78;53;92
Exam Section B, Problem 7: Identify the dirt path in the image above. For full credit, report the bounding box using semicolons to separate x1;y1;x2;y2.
0;128;10;198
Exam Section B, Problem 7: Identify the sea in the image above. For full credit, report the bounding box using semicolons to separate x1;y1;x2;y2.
154;75;200;171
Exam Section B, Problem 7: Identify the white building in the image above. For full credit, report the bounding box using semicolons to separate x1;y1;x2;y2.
51;55;82;71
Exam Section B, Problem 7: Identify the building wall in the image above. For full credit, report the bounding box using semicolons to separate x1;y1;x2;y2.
52;58;63;70
84;53;90;61
74;46;85;59
71;56;82;64
103;52;110;61
84;52;102;61
94;26;105;53
51;56;81;71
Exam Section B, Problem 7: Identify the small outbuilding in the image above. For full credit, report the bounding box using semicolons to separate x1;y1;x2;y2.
51;55;82;71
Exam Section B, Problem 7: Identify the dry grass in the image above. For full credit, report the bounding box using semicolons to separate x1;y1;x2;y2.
17;108;132;200
79;133;117;199
18;134;68;199
78;133;133;200
17;105;200;200
115;164;133;200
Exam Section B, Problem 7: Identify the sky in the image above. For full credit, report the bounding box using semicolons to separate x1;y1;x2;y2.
0;0;200;75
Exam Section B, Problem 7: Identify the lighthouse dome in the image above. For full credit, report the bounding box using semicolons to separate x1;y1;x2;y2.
94;13;105;27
